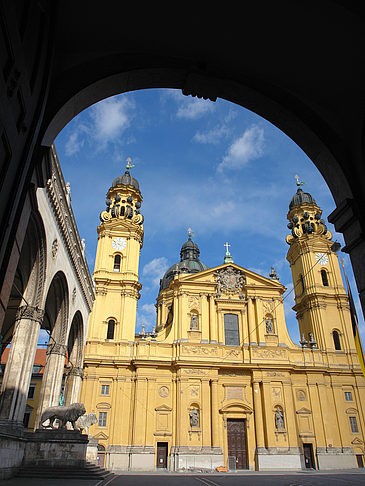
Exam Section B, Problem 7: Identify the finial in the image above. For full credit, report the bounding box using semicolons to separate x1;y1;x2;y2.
126;157;135;170
269;266;279;280
188;227;194;240
224;242;234;264
295;174;305;187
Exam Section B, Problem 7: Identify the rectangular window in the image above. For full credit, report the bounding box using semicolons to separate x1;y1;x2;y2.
98;412;107;427
345;391;353;401
224;314;240;346
101;384;110;395
23;412;31;428
27;384;35;399
350;416;359;433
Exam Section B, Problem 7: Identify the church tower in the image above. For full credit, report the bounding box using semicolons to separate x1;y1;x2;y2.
286;180;356;354
86;161;143;345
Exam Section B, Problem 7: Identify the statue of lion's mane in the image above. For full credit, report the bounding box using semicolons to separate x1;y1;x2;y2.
40;402;86;430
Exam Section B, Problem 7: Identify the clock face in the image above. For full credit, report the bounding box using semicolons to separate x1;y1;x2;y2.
315;252;328;265
112;237;126;251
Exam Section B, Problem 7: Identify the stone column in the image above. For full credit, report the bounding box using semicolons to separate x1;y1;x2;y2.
252;380;265;449
36;342;68;426
0;305;43;428
328;199;365;322
64;366;84;405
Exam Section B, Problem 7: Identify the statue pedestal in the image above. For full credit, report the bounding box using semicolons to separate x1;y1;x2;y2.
86;437;99;464
23;429;89;468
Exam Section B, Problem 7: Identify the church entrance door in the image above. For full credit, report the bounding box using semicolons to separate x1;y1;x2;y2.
227;419;248;469
303;443;315;469
156;442;168;468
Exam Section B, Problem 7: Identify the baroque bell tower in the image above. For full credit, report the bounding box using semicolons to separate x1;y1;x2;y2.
86;160;144;345
286;178;355;353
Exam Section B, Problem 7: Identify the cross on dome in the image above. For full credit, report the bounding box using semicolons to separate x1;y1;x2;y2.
126;157;135;170
295;174;305;187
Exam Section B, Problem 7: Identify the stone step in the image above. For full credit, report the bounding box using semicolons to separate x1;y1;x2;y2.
16;463;113;480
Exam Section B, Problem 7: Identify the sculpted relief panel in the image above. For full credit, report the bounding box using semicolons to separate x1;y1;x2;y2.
215;266;245;299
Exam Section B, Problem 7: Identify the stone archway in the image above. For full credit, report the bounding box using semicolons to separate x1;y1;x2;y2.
64;311;84;405
35;271;69;426
0;211;47;428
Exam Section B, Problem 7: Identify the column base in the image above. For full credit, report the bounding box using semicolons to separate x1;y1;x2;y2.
170;446;224;471
316;447;357;469
256;447;302;470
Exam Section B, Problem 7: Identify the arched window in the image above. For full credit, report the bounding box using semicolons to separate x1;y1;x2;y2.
333;330;341;350
224;313;240;346
113;254;121;272
107;319;115;339
321;269;329;286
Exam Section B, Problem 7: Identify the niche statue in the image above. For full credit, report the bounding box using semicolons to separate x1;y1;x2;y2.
189;407;199;427
190;314;199;330
275;407;285;430
265;317;274;334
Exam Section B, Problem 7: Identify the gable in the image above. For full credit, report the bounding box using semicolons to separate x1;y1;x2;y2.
178;263;285;291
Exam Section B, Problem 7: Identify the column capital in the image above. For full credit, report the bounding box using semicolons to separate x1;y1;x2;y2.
47;342;67;356
65;366;84;378
15;305;44;323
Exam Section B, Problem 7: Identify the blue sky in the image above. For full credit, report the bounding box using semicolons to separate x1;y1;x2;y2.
53;88;364;344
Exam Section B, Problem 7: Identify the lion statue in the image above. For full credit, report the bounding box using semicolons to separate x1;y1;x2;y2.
40;402;86;430
75;412;97;435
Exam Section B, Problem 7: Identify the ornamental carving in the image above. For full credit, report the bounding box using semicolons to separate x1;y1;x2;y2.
15;305;44;324
182;345;218;356
159;386;169;398
251;347;286;359
215;266;245;298
65;366;84;378
51;239;58;259
47;342;67;356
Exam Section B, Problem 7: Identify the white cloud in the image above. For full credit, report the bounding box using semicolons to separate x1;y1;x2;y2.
193;125;230;144
176;98;215;120
217;125;265;172
65;131;84;156
142;257;169;287
136;303;157;332
90;97;134;145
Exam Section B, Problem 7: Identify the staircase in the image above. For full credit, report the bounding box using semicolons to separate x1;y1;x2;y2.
16;462;114;481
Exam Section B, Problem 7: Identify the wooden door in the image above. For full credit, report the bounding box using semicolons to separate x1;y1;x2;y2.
303;443;315;469
156;442;168;468
227;419;248;470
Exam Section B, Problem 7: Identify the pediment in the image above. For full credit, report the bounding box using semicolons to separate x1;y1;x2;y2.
96;402;111;409
351;437;364;445
155;404;172;412
180;263;285;290
296;407;312;414
93;432;109;440
220;402;253;414
346;407;358;414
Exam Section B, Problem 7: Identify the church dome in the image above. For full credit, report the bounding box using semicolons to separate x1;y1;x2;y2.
112;170;140;191
160;236;209;290
289;188;316;209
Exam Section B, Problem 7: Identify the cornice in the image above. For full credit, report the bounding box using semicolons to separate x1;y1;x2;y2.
46;146;95;310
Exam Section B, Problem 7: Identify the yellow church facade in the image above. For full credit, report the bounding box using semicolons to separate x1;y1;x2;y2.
80;168;365;472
